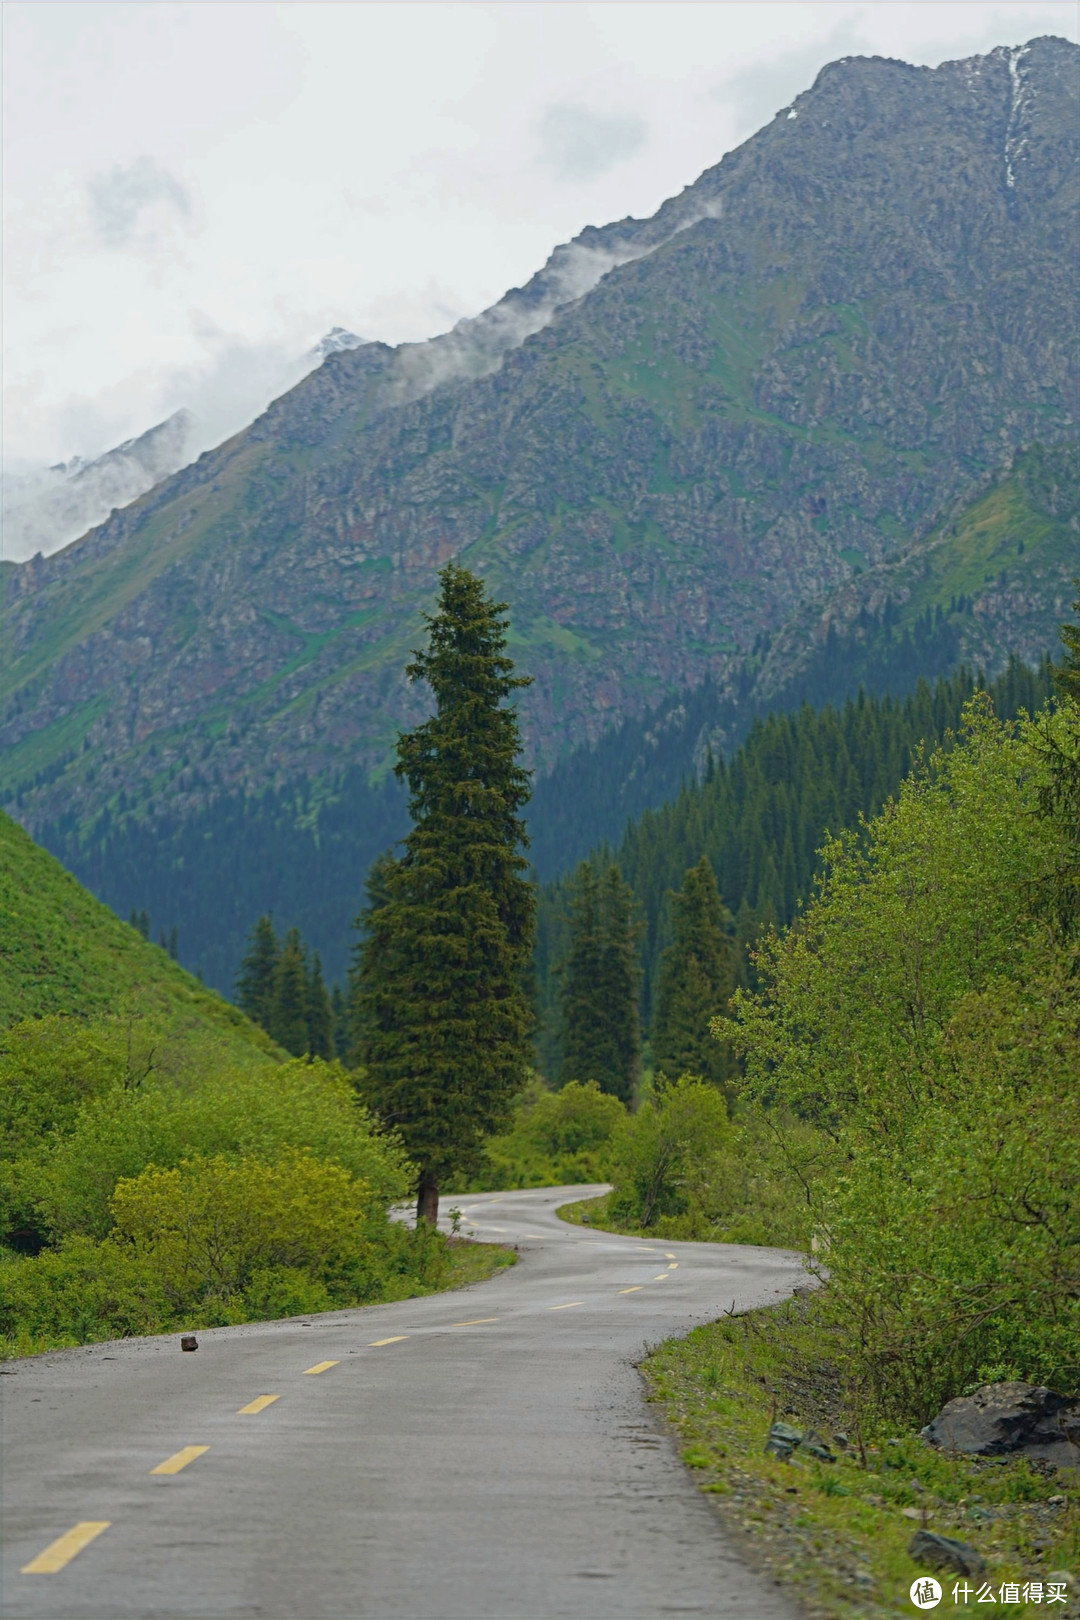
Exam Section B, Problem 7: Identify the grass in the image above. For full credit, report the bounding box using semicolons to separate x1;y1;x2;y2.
643;1292;1080;1620
440;1238;518;1292
557;1192;615;1228
0;809;273;1047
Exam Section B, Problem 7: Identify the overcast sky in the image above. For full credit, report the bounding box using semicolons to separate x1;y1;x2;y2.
3;0;1077;470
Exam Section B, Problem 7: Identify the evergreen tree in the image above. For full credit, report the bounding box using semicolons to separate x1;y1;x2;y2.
236;914;280;1028
559;860;641;1102
351;563;536;1223
269;927;310;1056
651;856;734;1090
330;981;349;1060
559;860;605;1086
305;951;334;1059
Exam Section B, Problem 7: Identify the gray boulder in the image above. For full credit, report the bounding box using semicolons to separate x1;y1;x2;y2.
908;1531;986;1579
922;1382;1080;1466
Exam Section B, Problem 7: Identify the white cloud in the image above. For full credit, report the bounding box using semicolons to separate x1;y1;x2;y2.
87;155;191;249
536;103;648;182
3;0;1077;477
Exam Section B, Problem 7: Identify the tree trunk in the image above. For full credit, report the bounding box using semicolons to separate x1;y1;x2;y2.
416;1171;439;1226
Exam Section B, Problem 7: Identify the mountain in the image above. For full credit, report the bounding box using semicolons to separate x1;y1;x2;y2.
2;411;193;564
26;449;1071;998
0;807;271;1046
311;327;368;361
1;334;370;567
1;37;1077;980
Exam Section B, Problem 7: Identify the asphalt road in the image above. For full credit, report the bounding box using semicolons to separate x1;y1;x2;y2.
3;1186;808;1620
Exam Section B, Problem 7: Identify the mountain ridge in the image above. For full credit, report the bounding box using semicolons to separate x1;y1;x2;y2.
2;37;1077;860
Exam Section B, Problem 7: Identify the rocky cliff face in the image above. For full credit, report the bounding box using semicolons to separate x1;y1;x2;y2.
2;38;1077;840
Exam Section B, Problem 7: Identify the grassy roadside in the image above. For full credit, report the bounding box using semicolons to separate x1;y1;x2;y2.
439;1238;517;1293
1;1239;517;1361
557;1191;617;1229
641;1292;1079;1620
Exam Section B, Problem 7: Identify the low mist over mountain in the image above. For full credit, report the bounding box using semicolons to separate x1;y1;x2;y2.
2;37;1077;980
1;332;369;565
2;411;193;564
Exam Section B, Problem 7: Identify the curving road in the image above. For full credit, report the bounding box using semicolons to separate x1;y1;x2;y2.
3;1187;807;1619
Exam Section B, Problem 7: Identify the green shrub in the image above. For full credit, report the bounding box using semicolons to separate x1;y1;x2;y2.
721;698;1080;1422
608;1074;730;1227
464;1079;626;1189
21;1055;411;1242
0;1236;167;1353
110;1148;376;1311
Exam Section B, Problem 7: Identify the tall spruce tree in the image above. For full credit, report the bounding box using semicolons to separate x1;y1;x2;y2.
559;859;641;1102
651;855;734;1090
559;861;605;1086
306;951;334;1059
330;982;349;1060
269;928;310;1056
236;914;280;1029
351;563;535;1222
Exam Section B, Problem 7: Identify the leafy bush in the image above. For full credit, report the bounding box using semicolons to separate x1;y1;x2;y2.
608;1074;730;1228
0;1015;449;1355
0;1236;167;1354
721;698;1080;1423
463;1079;626;1189
110;1149;376;1311
18;1052;410;1243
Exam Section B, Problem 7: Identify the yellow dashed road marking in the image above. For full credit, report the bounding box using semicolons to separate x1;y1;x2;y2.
369;1336;409;1346
150;1446;208;1475
303;1361;339;1375
666;1252;677;1259
668;1262;679;1269
21;1522;110;1574
549;1302;583;1310
618;1286;643;1294
654;1273;670;1281
238;1395;280;1414
453;1318;499;1326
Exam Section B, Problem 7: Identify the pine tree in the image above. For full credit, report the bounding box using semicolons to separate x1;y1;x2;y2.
595;863;642;1103
269;928;310;1056
651;856;734;1090
236;914;280;1029
351;563;536;1222
559;860;605;1086
559;860;641;1102
330;982;349;1060
306;951;334;1059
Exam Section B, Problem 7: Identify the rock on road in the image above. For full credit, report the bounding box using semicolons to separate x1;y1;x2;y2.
3;1186;807;1619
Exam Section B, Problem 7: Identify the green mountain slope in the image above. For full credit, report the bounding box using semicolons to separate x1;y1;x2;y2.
2;37;1076;858
31;450;1068;998
0;809;272;1043
755;442;1078;701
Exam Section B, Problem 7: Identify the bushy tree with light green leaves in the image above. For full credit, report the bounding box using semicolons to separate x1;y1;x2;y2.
351;564;535;1223
718;694;1080;1422
465;1078;626;1190
608;1074;730;1229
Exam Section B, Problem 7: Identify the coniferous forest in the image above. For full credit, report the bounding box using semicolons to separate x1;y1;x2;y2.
533;656;1052;1079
